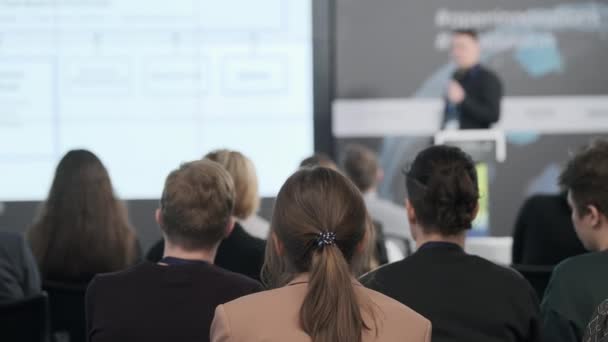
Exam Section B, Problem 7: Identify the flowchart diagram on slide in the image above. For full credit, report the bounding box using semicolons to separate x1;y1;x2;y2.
0;0;312;160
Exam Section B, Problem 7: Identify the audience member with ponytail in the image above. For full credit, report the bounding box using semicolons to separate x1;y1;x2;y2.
210;167;431;342
361;145;541;342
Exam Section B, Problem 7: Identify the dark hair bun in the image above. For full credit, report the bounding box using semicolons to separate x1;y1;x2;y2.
406;145;479;235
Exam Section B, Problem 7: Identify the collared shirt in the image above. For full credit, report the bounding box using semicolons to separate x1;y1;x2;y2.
159;256;209;266
417;241;463;252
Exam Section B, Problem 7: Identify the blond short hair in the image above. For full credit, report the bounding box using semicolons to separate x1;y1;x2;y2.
205;149;260;219
160;159;235;249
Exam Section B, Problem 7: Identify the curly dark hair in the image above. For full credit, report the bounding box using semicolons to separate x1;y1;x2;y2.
559;139;608;217
405;145;479;235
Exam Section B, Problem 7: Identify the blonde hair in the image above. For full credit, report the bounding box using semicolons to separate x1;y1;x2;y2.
205;149;260;219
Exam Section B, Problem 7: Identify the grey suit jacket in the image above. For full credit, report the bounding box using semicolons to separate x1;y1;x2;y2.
0;231;41;302
211;274;431;342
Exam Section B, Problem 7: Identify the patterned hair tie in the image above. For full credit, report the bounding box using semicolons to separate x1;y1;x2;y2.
317;231;337;248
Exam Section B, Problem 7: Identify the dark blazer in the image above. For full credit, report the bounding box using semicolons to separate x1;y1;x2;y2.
0;231;41;302
147;222;266;281
443;64;503;129
86;261;262;342
512;194;587;266
362;242;541;342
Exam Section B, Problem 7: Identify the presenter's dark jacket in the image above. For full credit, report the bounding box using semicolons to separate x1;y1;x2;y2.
0;231;41;302
146;222;266;281
86;260;262;342
361;242;541;342
443;65;503;129
512;194;587;266
541;251;608;342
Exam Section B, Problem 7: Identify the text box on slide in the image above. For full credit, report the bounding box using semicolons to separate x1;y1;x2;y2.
62;58;132;96
222;56;288;95
0;60;54;157
143;57;209;96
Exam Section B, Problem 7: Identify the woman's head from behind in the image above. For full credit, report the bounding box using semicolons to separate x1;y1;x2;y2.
47;149;114;206
205;149;260;220
263;167;375;342
29;149;136;280
405;145;479;240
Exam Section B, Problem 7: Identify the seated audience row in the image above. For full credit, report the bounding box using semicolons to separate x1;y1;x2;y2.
2;139;607;342
86;158;431;342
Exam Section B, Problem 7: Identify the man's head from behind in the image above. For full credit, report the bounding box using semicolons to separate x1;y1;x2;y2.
451;29;480;70
342;144;381;193
299;153;338;171
157;159;235;251
560;139;608;251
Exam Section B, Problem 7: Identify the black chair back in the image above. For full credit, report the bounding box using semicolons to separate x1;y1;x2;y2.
372;221;389;266
383;232;413;262
43;281;88;342
511;264;554;300
0;293;50;342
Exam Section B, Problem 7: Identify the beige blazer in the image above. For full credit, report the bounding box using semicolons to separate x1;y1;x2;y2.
210;275;431;342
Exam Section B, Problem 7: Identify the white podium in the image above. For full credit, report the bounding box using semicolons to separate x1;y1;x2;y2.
434;129;507;163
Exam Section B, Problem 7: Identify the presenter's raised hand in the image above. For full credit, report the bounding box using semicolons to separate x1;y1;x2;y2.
447;80;465;104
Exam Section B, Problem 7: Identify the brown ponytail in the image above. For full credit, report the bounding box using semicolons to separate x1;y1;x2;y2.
301;245;369;342
262;167;377;342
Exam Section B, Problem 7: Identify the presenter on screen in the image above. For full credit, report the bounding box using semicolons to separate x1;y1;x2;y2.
443;29;503;130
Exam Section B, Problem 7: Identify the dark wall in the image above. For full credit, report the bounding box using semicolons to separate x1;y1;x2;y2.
0;198;276;253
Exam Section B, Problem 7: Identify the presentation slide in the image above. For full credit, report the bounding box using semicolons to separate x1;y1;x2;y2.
0;0;313;200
